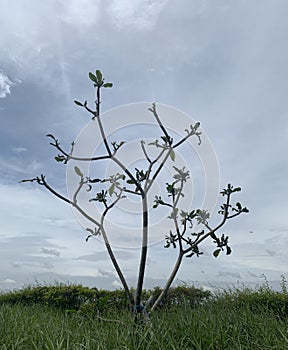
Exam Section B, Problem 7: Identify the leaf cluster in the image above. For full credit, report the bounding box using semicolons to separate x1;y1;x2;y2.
185;122;202;145
89;190;108;204
74;71;113;108
73;70;113;120
126;168;148;192
155;180;249;259
211;233;232;257
88;70;113;89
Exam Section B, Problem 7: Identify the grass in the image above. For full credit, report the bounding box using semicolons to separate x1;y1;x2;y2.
1;283;288;349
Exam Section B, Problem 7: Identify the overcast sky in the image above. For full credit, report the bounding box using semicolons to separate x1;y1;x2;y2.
1;0;288;292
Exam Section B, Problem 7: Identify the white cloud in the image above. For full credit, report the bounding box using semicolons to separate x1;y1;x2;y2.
4;278;16;284
3;278;16;285
12;147;27;153
0;183;77;240
0;73;14;98
112;280;122;289
0;157;43;175
107;0;168;30
59;0;101;27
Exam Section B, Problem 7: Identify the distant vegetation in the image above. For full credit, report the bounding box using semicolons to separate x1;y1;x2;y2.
1;281;288;349
0;284;211;314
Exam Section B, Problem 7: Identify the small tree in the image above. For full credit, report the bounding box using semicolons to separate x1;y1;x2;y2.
21;69;248;321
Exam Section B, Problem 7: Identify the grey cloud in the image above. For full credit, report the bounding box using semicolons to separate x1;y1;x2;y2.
41;248;61;257
265;233;288;247
9;256;55;272
98;269;116;278
0;234;62;273
41;261;55;270
1;0;288;291
41;217;72;228
76;250;136;262
10;261;21;268
265;249;277;257
227;242;285;259
217;271;242;279
269;226;288;233
75;252;109;262
1;234;56;249
247;271;260;279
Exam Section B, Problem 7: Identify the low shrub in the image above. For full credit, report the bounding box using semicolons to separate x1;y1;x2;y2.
212;283;288;319
0;283;210;314
147;285;211;309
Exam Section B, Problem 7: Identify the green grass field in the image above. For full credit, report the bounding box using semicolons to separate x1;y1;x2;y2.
1;283;288;349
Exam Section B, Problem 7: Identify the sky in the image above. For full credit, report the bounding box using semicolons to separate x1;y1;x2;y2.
0;0;288;293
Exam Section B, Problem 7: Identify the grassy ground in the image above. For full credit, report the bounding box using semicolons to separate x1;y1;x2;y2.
1;285;288;349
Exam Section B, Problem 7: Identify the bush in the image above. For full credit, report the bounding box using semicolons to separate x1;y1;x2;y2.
0;284;98;310
0;284;210;314
148;285;211;309
212;284;288;319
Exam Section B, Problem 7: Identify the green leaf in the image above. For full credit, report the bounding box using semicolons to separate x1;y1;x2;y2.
88;72;97;83
96;70;102;82
74;166;83;177
55;155;64;162
108;184;115;197
194;122;200;129
169;149;176;162
213;249;221;258
233;187;241;192
126;179;135;184
85;235;92;242
74;100;83;106
226;246;232;255
236;202;242;210
103;82;113;88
